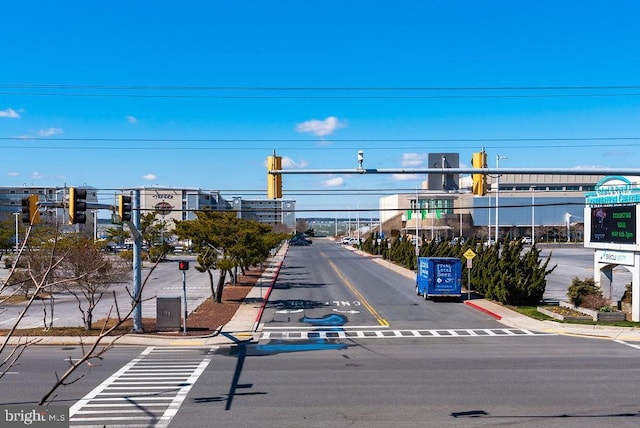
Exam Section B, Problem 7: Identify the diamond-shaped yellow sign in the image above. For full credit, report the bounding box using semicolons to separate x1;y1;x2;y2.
463;249;476;260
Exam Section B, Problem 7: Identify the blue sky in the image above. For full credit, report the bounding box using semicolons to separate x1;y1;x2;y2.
2;1;640;217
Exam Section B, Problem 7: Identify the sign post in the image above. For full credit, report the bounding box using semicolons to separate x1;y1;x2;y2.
463;249;476;301
178;261;189;335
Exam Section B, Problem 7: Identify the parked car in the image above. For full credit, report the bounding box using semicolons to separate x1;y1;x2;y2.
289;234;312;246
522;236;532;244
341;237;360;245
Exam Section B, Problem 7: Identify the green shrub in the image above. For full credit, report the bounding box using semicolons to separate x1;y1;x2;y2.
567;277;600;307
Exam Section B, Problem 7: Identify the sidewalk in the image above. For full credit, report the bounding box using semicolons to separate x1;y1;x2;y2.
466;299;640;342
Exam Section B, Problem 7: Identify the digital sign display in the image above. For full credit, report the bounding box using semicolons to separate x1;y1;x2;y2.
590;205;636;244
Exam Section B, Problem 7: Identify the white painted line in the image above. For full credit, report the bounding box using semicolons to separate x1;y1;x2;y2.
158;358;211;425
614;339;640;350
263;325;389;330
70;356;143;416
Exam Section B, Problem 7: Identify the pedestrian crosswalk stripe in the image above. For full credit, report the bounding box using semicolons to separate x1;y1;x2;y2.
259;328;554;340
70;346;213;427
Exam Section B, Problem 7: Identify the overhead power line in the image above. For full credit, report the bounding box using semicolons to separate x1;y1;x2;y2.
3;83;640;91
2;83;640;99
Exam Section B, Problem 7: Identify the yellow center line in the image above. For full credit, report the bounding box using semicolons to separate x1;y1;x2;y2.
327;259;389;327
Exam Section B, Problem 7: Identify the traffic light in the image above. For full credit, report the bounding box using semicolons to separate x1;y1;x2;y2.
21;195;40;225
471;151;487;196
69;187;87;224
118;194;132;222
178;261;189;271
267;154;282;199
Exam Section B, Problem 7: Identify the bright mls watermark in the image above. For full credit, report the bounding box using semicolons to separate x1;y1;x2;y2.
1;405;68;427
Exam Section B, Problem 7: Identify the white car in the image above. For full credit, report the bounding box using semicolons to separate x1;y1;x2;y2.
522;236;532;244
341;237;359;245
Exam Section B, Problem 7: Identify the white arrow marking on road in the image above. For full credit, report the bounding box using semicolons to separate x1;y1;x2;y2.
333;309;361;314
274;309;304;314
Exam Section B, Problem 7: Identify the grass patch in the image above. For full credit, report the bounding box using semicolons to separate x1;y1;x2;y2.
508;304;640;327
506;305;553;321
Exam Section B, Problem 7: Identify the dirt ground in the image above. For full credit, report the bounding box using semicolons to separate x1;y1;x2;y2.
138;267;262;336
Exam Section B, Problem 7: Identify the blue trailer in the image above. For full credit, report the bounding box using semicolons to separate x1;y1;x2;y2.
415;257;462;300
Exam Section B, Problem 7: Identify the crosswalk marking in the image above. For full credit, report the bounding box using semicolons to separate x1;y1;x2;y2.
70;346;213;427
259;328;553;340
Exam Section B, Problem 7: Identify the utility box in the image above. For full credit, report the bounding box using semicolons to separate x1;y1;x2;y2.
416;257;462;300
157;297;181;331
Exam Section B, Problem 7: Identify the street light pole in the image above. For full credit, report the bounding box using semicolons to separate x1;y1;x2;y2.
13;212;19;253
495;155;507;242
531;186;535;245
415;187;419;257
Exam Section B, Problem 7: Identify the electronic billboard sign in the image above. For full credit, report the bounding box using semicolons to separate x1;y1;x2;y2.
590;205;636;244
584;176;640;250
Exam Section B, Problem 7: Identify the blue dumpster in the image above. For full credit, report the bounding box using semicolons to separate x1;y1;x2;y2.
415;257;462;300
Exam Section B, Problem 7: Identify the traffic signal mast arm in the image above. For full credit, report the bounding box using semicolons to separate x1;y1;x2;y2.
268;167;640;176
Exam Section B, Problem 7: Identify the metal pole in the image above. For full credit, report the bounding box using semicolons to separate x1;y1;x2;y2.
132;189;143;333
415;187;419;257
182;270;188;335
495;157;499;243
467;266;471;301
14;212;19;253
495;155;507;242
531;187;535;245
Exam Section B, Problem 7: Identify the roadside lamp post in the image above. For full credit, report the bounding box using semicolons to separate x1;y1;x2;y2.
495;155;507;243
13;212;20;252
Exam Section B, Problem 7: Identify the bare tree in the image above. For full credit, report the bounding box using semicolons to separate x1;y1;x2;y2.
38;255;163;405
1;222;167;407
61;236;130;330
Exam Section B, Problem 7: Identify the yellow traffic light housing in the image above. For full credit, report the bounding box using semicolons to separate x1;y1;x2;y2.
69;187;87;224
21;194;40;225
118;194;132;222
471;151;487;196
267;154;283;199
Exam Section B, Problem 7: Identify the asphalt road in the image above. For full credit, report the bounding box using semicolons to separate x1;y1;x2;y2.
261;239;504;331
2;240;640;427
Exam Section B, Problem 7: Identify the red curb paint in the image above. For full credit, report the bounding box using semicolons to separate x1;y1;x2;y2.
254;260;283;324
465;301;502;320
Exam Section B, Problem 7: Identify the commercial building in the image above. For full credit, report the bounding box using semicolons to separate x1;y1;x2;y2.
379;167;602;243
232;197;296;230
0;185;99;232
129;187;231;230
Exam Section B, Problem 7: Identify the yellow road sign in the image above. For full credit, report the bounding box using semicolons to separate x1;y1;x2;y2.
464;249;476;260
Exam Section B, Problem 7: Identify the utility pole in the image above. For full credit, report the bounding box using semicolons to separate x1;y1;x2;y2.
131;189;143;333
495;155;507;242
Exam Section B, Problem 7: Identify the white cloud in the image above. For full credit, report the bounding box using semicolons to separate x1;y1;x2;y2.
295;116;347;137
322;177;344;187
7;172;19;177
0;108;20;118
282;156;309;168
31;171;43;180
143;173;157;180
37;127;63;137
401;153;427;167
265;156;309;169
126;115;138;124
391;173;420;181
